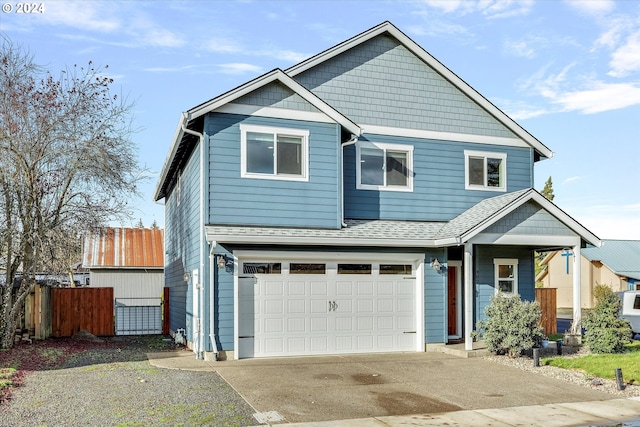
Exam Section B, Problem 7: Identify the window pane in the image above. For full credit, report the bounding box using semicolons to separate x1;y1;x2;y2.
246;132;274;174
498;264;514;279
290;263;326;274
487;158;502;187
338;264;372;274
498;280;513;293
243;262;281;274
361;147;384;186
277;135;302;175
634;295;640;310
468;157;484;185
386;151;408;186
380;264;412;275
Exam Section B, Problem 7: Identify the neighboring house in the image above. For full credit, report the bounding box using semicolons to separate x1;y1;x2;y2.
154;21;600;360
82;227;165;335
538;240;640;309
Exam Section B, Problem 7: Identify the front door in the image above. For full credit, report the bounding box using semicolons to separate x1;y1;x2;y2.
448;266;457;336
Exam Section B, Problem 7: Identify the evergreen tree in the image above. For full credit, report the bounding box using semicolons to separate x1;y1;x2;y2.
541;176;555;201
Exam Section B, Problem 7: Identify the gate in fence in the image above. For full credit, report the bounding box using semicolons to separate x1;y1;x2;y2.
115;297;163;335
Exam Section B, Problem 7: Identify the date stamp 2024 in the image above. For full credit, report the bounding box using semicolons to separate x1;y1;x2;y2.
2;2;45;14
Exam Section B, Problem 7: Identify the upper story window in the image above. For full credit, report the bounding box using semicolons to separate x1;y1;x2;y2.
240;124;309;181
464;150;506;191
494;258;518;296
356;142;413;191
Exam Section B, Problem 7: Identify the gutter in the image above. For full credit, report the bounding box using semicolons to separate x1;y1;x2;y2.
181;118;206;360
208;242;219;361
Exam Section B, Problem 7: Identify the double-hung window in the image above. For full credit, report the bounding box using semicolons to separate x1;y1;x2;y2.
356;142;413;191
464;150;506;191
494;258;518;296
240;124;309;181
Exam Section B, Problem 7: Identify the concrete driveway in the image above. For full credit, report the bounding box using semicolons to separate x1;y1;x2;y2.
204;352;615;424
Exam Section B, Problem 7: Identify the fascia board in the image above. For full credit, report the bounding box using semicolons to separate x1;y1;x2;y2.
206;230;433;248
153;113;188;201
287;21;553;159
458;190;601;247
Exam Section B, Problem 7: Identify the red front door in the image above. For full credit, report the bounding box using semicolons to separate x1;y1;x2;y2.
448;266;457;336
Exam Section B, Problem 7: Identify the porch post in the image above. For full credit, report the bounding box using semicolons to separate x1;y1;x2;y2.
464;243;474;350
571;245;582;335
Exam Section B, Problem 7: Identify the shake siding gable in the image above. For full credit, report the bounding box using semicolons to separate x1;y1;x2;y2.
344;135;532;221
234;81;322;112
485;201;576;236
294;34;517;139
206;113;341;229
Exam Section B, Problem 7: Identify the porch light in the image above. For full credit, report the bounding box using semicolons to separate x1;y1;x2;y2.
217;254;231;269
431;258;441;271
183;272;190;282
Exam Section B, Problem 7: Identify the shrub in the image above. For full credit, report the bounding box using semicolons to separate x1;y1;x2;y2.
472;293;545;357
582;284;631;354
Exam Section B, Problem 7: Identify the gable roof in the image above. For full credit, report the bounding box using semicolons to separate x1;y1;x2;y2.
82;227;164;269
582;240;640;280
287;21;553;160
153;69;360;201
434;188;600;247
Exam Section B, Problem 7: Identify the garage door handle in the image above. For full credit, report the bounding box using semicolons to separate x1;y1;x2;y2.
403;331;416;334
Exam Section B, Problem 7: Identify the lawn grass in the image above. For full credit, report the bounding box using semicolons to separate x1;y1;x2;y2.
543;341;640;384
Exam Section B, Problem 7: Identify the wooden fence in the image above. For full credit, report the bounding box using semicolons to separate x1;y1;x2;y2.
536;287;557;335
51;287;114;337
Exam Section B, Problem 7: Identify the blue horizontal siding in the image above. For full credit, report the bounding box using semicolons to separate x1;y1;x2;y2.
206;113;341;229
345;134;533;221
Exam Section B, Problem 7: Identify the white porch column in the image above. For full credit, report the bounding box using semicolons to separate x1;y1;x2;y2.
464;243;474;350
571;245;582;335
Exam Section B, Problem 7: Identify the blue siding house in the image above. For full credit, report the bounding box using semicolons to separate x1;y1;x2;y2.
154;22;600;360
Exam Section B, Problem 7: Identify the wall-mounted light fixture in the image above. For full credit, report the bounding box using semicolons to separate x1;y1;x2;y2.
217;254;232;269
431;258;441;272
183;272;190;282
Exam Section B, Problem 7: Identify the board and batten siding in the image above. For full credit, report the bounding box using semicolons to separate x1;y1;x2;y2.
205;113;342;229
295;34;517;139
344;135;533;221
164;143;202;336
474;246;535;326
89;270;164;306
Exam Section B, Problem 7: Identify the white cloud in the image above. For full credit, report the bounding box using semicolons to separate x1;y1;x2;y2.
217;63;262;75
562;176;583;185
420;0;533;18
203;38;243;53
43;1;120;32
564;0;615;16
554;81;640;113
608;29;640;77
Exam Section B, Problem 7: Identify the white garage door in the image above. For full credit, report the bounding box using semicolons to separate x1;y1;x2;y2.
238;258;417;358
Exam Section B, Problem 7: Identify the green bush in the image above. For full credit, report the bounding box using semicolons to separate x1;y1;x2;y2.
472;293;545;357
582;284;631;354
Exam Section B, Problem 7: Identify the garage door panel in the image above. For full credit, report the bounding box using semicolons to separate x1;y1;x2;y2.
240;259;417;358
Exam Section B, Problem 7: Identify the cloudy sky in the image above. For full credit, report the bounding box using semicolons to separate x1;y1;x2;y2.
1;0;639;239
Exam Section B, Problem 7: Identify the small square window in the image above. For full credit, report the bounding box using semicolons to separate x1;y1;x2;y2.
241;124;309;181
494;258;518;296
356;142;413;191
465;150;506;191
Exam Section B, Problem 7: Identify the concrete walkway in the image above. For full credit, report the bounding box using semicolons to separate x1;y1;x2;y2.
148;350;640;426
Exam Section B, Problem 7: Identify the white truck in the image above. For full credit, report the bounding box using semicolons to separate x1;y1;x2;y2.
619;291;640;336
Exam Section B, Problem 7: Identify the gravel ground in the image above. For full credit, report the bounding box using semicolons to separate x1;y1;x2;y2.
484;346;640;399
2;336;639;427
0;336;259;427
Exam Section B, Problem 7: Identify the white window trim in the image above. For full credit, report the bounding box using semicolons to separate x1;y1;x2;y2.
493;258;519;296
464;150;507;192
240;123;310;182
356;141;414;192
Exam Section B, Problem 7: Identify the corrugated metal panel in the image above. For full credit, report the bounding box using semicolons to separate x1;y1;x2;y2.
82;228;164;268
583;240;640;280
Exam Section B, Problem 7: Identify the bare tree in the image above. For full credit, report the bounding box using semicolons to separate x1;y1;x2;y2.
0;37;143;348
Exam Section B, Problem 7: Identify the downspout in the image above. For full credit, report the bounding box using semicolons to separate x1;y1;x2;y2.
340;134;359;228
181;117;206;360
209;241;219;361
